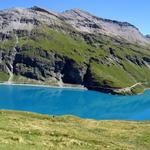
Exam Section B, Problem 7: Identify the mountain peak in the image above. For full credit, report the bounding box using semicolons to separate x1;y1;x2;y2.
29;6;58;16
62;8;91;18
30;6;50;13
61;8;149;44
63;8;137;29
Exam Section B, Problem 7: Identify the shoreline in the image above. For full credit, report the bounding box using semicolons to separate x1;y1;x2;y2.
144;87;150;92
1;81;149;95
0;82;88;90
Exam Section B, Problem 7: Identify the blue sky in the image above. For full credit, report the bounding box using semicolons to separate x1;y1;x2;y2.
0;0;149;35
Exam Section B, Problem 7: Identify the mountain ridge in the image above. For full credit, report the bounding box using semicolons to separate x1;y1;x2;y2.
63;8;138;29
61;8;149;44
0;6;149;44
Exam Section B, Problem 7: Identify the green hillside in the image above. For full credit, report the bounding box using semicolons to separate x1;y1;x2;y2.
1;24;150;94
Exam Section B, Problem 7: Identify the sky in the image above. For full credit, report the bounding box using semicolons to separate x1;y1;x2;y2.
0;0;149;35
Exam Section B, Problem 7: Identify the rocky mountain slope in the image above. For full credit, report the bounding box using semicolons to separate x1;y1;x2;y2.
61;9;150;45
0;6;150;95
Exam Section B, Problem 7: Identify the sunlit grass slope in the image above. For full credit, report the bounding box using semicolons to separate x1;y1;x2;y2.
0;110;150;150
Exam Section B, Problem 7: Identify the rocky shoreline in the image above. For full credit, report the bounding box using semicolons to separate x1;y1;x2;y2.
0;82;87;90
0;80;146;96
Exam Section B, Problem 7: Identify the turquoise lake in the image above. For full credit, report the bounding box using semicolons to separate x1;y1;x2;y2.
0;84;150;120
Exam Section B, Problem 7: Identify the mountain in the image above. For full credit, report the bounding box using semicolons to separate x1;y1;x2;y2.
61;9;149;44
146;35;150;39
0;6;150;95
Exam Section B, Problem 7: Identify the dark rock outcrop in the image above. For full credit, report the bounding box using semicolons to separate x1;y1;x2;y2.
62;58;87;84
126;55;144;66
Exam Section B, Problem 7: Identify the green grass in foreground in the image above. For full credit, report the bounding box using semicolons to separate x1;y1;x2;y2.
0;110;150;150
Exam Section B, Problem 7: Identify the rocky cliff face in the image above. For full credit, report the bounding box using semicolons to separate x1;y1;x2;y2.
0;6;150;95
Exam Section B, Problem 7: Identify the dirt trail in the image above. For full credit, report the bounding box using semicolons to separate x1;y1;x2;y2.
114;82;141;93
